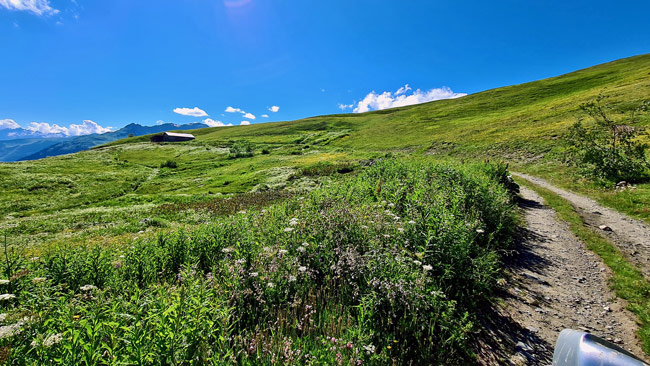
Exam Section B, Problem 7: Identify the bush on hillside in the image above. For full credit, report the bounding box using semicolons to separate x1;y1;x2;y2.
564;96;650;183
159;159;178;169
228;141;254;158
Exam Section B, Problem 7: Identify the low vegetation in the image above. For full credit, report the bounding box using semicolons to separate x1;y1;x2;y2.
0;160;517;365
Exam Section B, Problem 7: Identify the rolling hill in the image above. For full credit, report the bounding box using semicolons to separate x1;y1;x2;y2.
2;54;650;223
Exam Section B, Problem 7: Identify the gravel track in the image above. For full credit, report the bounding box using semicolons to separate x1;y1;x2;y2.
478;186;647;365
512;172;650;278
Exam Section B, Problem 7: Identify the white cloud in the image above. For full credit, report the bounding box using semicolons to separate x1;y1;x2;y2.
0;0;59;15
225;106;243;113
268;106;280;113
395;84;412;96
173;107;208;117
261;114;269;118
67;120;112;135
240;121;250;126
340;85;466;113
203;118;226;127
25;120;112;136
0;119;21;130
243;112;256;120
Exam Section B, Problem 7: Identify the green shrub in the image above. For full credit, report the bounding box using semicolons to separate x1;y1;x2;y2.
159;160;178;169
228;141;254;159
564;97;650;183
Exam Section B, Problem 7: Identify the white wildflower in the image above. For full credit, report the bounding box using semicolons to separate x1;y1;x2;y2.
302;242;309;247
0;294;15;301
363;344;376;354
35;333;63;347
288;275;296;282
221;247;233;254
289;218;299;226
408;220;416;225
267;282;275;288
397;228;404;233
0;280;9;285
31;277;47;284
297;246;306;253
250;272;259;277
0;313;6;322
383;234;390;238
387;203;395;208
284;227;294;233
298;266;307;273
361;225;369;229
422;265;433;272
413;260;422;266
476;228;485;234
0;322;23;339
238;210;247;214
278;249;288;255
79;285;98;292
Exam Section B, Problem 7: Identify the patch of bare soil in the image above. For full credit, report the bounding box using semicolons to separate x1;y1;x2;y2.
477;186;647;365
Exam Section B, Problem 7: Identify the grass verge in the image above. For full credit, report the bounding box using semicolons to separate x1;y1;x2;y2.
515;177;650;355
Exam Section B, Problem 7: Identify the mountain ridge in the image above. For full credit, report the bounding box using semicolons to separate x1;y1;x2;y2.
0;122;208;162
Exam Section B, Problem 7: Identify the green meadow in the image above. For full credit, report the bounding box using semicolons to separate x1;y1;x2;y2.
1;54;650;364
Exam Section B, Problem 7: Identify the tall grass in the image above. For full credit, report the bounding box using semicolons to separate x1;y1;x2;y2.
0;160;517;365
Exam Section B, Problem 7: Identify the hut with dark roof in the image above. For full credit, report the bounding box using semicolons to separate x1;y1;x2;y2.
151;132;196;142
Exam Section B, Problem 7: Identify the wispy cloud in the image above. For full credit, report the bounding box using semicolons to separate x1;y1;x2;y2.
242;112;256;120
0;119;20;130
340;85;466;113
261;114;269;118
173;107;208;117
26;120;112;136
0;0;59;16
268;106;280;113
240;121;250;126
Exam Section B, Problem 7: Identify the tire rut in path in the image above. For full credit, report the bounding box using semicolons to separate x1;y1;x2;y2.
478;186;646;365
512;172;650;279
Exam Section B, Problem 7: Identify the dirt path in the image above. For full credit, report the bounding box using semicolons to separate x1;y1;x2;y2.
478;186;647;365
512;172;650;278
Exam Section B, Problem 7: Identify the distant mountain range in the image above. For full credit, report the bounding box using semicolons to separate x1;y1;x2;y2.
0;122;208;162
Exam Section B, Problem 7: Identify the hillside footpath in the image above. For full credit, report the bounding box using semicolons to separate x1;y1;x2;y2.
512;172;650;278
479;185;646;365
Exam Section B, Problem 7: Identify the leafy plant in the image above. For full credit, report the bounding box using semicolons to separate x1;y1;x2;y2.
564;96;650;183
228;141;254;159
160;160;178;169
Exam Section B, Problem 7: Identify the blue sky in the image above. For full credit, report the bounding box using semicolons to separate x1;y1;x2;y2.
1;0;649;135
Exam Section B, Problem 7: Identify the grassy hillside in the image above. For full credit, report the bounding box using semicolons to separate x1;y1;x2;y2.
108;53;650;155
1;54;650;364
2;54;650;250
